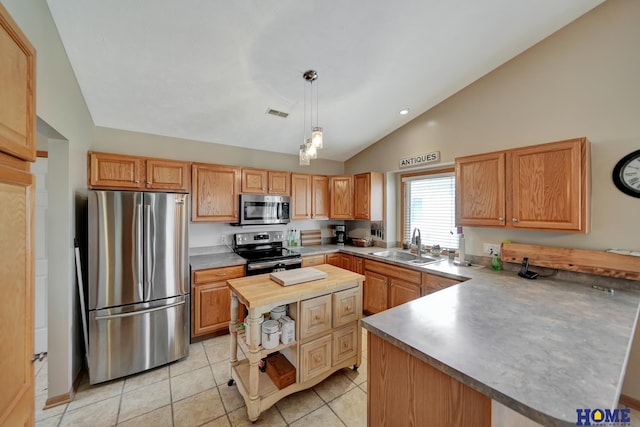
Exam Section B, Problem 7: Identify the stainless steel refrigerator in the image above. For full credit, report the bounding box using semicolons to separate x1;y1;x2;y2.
87;190;189;384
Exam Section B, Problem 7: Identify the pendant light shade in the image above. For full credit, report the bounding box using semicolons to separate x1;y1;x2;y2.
299;69;323;165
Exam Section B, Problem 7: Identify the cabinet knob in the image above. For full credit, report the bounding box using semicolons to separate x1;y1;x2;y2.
512;218;518;222
345;305;352;312
134;180;140;183
314;315;321;320
146;181;151;185
498;217;504;221
216;273;227;277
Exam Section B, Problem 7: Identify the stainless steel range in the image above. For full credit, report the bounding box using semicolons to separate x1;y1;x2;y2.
233;231;302;276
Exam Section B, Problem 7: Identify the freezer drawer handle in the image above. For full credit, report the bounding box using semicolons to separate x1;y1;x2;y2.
95;300;185;320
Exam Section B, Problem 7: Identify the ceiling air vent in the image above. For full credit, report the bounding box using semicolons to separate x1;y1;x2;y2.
266;108;289;118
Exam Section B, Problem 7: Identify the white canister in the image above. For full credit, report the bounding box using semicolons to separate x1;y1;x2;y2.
270;305;286;320
279;316;295;344
245;314;264;346
261;320;281;350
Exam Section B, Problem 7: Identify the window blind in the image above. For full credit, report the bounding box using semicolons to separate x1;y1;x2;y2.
403;172;458;249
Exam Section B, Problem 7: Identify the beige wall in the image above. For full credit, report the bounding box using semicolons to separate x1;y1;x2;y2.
346;0;640;253
2;0;94;401
345;0;640;399
92;126;344;175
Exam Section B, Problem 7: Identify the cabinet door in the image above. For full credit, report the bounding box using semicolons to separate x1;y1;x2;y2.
332;287;360;328
326;253;341;267
421;273;460;296
300;334;332;383
0;159;35;426
0;5;35;162
192;266;245;337
340;253;354;271
354;172;383;221
311;175;329;219
291;173;311;220
191;163;241;222
241;168;267;194
389;278;421;308
268;171;290;195
510;138;587;232
363;270;388;314
329;176;354;219
455;152;506;227
89;152;144;189
332;323;358;366
300;294;332;340
352;256;365;275
145;158;190;192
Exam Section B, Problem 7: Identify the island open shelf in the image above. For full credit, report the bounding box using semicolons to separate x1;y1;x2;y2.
227;264;364;422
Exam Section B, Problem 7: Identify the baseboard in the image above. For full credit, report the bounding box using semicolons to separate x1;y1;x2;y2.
620;394;640;411
44;364;84;409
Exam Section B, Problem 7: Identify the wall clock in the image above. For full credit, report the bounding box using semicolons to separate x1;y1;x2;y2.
612;149;640;198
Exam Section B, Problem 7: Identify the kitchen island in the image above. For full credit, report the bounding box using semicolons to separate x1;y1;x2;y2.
226;264;364;422
362;275;640;426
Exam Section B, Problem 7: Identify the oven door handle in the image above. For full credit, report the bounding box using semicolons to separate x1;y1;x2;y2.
247;258;302;271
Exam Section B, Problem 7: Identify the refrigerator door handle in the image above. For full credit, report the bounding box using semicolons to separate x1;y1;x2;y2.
134;202;144;296
94;300;185;320
143;204;155;300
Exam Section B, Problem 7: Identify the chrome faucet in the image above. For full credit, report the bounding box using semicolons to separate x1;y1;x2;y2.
411;228;422;258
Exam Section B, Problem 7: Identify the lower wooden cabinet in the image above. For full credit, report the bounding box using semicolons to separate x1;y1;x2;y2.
365;259;461;313
332;323;358;365
299;294;332;340
302;254;325;267
192;265;245;338
300;334;332;383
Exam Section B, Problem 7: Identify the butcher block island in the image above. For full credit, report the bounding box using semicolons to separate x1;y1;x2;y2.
226;264;364;422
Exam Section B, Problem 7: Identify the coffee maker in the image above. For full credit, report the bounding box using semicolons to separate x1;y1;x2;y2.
335;225;346;246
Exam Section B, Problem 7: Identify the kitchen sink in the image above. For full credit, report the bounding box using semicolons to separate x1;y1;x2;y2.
369;250;443;265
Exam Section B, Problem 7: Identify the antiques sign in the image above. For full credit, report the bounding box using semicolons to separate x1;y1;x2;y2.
399;151;440;168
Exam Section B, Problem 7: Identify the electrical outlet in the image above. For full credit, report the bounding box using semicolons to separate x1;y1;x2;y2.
220;235;227;245
483;243;501;255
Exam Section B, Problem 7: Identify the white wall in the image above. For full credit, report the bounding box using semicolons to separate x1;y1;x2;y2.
1;0;94;401
345;0;640;400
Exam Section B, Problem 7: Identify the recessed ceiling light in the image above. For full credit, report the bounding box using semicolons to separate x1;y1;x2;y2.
399;108;410;115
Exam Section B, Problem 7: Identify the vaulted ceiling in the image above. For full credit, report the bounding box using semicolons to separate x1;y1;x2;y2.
47;0;604;161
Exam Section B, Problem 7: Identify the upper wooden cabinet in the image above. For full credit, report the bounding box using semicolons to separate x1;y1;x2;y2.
329;175;354;219
354;172;383;221
191;163;241;222
88;151;190;192
291;173;329;220
455;137;590;233
0;6;36;162
241;168;290;195
291;173;311;219
311;175;329;219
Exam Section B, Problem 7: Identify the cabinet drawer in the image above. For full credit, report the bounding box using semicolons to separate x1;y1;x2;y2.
332;287;360;328
300;334;332;383
302;254;325;267
193;265;245;284
365;259;421;284
300;294;332;340
332;323;358;366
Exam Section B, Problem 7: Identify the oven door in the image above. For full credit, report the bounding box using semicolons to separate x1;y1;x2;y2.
246;258;302;276
239;195;290;225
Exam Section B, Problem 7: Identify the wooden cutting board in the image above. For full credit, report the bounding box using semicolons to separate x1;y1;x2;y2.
270;267;328;286
300;229;321;246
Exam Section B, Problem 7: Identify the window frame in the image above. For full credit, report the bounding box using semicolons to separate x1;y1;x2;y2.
400;166;456;248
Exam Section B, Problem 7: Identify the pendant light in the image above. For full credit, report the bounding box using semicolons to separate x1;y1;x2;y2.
299;69;323;165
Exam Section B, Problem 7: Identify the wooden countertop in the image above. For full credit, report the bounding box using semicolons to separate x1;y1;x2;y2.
226;264;364;310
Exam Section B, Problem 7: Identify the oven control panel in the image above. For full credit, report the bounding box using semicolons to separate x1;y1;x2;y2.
234;231;285;247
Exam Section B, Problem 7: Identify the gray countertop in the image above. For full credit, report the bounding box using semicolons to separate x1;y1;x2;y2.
362;272;640;426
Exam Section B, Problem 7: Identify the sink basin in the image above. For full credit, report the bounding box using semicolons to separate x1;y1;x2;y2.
369;250;443;265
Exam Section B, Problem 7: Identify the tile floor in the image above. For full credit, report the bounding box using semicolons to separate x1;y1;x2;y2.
33;327;640;427
34;328;369;427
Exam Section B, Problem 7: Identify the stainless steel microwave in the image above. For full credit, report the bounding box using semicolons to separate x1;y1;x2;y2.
237;194;290;225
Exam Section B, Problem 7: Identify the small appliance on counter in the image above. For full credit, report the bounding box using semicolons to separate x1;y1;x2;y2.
335;225;346;246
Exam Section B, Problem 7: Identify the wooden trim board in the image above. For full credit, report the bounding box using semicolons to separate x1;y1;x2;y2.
501;243;640;281
620;394;640;411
